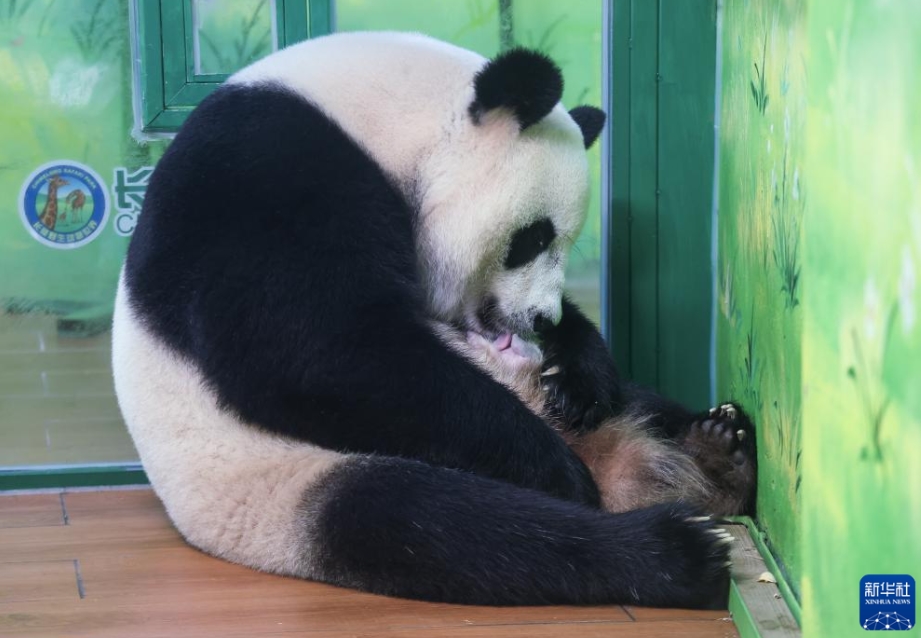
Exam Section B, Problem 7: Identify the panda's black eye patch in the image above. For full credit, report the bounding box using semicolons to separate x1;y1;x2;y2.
504;218;557;269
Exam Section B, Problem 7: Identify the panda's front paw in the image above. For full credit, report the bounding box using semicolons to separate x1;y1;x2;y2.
540;350;623;432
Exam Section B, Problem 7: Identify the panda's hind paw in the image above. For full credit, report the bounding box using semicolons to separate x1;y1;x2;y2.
681;402;757;515
688;416;743;455
692;403;753;452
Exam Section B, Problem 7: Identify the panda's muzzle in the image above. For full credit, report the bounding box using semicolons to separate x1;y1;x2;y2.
475;295;515;339
475;295;552;343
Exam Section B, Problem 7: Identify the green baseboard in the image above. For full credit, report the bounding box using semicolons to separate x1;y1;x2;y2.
730;516;802;625
727;518;801;638
0;464;148;491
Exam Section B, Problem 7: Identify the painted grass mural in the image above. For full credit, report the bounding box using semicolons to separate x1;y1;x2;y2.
0;0;165;314
717;0;806;588
802;1;921;634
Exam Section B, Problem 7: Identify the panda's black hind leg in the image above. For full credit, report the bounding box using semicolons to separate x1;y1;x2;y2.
309;456;733;608
679;403;757;516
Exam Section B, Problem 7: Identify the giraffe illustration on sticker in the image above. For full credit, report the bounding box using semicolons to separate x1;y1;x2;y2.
19;161;109;249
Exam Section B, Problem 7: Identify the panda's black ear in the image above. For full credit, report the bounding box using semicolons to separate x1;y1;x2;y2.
469;48;563;131
569;106;606;149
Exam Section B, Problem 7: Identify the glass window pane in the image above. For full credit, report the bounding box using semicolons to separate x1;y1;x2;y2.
336;0;501;53
193;0;278;76
335;0;605;324
0;0;168;475
0;310;135;468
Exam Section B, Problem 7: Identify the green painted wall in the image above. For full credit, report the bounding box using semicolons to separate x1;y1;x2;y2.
716;0;806;589
802;0;921;634
718;0;921;626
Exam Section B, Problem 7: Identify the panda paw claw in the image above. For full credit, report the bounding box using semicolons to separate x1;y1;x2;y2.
708;403;738;420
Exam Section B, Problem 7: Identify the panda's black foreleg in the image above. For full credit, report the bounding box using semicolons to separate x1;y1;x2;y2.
539;298;693;436
539;298;757;514
538;297;627;431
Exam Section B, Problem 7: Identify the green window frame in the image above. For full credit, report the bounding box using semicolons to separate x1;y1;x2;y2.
133;0;333;133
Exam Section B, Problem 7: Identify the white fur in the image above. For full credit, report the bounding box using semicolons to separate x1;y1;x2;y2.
112;274;345;577
229;31;590;334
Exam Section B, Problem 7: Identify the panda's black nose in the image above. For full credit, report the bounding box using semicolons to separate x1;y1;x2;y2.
533;314;555;335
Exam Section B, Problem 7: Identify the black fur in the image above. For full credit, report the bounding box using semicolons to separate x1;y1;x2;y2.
126;83;597;507
505;218;556;268
569;106;606;149
680;403;758;515
309;456;731;607
539;297;627;431
469;48;563;130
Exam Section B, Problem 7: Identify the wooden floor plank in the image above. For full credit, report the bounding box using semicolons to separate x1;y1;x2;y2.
0;494;64;529
0;489;740;638
326;620;739;638
0;560;80;603
0;604;737;638
62;489;165;525
625;605;734;622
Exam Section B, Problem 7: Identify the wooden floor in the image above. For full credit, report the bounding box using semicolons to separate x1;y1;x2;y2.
0;488;739;638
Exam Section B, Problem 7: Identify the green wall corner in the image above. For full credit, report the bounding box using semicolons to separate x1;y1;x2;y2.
715;0;805;591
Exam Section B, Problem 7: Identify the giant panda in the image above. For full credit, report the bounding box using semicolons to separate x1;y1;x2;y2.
113;31;754;609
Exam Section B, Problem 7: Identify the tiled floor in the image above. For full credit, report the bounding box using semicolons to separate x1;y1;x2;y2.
0;311;137;468
0;488;741;638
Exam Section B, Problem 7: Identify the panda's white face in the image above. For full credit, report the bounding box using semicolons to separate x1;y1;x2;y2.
418;105;590;341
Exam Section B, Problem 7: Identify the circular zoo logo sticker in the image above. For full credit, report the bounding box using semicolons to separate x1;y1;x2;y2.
19;161;109;249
